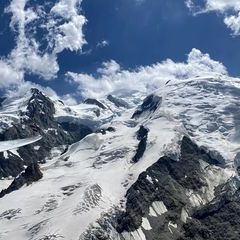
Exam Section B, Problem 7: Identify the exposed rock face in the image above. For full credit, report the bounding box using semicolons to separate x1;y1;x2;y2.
79;136;232;240
132;94;162;118
114;136;230;239
26;88;55;128
180;177;240;240
84;98;107;109
60;122;93;142
132;125;149;163
0;151;24;179
0;163;43;198
107;95;130;108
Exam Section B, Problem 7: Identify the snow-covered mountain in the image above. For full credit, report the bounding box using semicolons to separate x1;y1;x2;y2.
0;75;240;239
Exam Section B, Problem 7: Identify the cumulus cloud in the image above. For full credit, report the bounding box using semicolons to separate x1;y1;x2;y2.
97;60;121;75
50;0;87;53
3;0;86;82
186;0;240;35
0;60;23;88
66;48;227;99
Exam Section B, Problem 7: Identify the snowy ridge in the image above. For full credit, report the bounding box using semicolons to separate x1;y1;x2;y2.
0;75;240;239
155;76;240;164
0;93;31;133
0;135;42;152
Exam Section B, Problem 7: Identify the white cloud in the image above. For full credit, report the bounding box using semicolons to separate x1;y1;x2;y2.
204;0;240;12
54;15;86;53
224;13;240;35
66;48;227;99
61;94;78;105
186;0;240;35
97;60;121;75
50;0;87;53
51;0;81;19
97;40;109;48
9;40;60;80
0;60;23;88
4;0;86;81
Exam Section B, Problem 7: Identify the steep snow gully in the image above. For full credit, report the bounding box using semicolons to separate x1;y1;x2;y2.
0;76;240;239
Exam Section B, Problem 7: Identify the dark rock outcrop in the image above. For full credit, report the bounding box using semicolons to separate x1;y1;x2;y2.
60;122;93;142
132;126;149;163
26;88;55;128
96;127;116;135
0;151;24;178
180;177;240;240
107;95;130;108
116;136;225;239
84;98;107;109
132;94;162;118
0;163;43;198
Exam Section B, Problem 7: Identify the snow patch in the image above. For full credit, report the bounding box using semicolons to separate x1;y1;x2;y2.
34;146;40;151
141;217;152;230
122;228;146;240
9;149;21;159
146;175;154;184
168;221;177;234
3;151;8;159
149;201;168;217
181;208;189;223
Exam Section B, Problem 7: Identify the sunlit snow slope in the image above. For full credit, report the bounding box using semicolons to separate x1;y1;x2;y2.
0;135;42;152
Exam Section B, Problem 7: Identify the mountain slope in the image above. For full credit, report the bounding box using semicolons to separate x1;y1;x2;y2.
0;75;240;239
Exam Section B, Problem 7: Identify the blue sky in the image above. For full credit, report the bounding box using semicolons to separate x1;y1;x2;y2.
1;0;240;99
63;0;239;73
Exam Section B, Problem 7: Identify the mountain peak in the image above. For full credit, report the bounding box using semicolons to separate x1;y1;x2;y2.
30;88;41;96
26;88;56;126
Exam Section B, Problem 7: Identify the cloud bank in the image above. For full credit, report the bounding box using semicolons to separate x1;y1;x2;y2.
67;48;227;99
186;0;240;35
